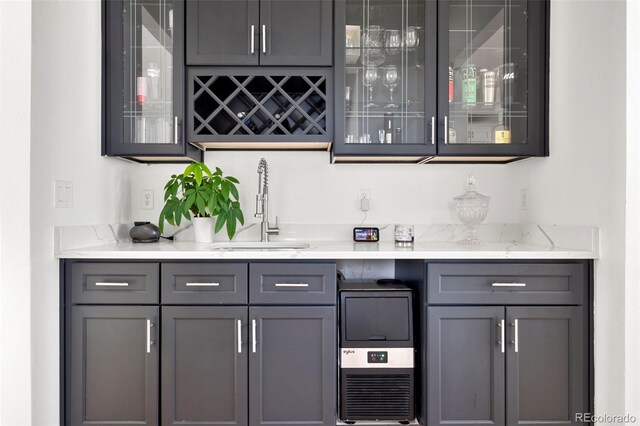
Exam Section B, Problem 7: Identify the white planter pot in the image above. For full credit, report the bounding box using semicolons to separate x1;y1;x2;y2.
192;217;215;243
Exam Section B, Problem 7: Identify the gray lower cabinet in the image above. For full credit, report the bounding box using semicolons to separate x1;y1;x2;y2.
68;306;159;426
506;307;584;426
427;306;585;426
250;306;336;426
161;306;248;426
427;306;506;426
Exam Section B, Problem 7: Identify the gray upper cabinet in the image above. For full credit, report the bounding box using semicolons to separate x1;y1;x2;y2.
68;306;159;426
161;306;248;426
186;0;260;66
427;306;506;426
186;0;332;66
249;306;336;426
506;307;585;426
259;0;332;66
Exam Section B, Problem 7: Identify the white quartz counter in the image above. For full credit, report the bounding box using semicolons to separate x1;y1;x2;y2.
54;223;599;260
55;241;597;260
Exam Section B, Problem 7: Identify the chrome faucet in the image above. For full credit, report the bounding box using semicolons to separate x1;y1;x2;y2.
255;158;279;242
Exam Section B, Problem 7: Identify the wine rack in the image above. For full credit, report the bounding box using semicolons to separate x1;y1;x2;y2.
187;68;333;146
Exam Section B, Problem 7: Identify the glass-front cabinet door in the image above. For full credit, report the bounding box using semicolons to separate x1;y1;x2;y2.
333;0;437;162
437;0;547;158
104;0;201;162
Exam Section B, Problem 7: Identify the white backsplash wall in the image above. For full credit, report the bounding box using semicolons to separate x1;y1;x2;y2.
130;151;524;230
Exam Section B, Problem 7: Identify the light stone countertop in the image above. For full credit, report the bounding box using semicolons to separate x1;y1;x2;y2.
54;223;599;260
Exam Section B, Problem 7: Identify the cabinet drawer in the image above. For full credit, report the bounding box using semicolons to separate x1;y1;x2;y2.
427;263;584;305
69;262;159;304
250;263;336;305
161;263;248;304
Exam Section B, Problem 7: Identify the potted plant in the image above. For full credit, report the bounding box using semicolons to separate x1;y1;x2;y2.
158;162;244;242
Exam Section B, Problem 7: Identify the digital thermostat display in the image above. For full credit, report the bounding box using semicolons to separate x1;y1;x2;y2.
367;351;388;363
353;227;380;242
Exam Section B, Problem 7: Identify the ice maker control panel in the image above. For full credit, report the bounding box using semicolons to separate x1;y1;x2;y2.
367;351;388;363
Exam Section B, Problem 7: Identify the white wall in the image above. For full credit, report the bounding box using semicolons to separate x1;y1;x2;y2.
29;1;133;424
513;0;627;419
0;1;33;424
626;0;640;419
130;152;525;230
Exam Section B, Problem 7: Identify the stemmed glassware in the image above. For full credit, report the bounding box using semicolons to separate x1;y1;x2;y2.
383;65;399;109
363;66;379;107
385;29;402;55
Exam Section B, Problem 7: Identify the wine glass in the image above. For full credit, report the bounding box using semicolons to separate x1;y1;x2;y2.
345;86;352;111
363;66;379;107
382;65;399;108
404;26;419;51
362;25;386;66
385;29;402;55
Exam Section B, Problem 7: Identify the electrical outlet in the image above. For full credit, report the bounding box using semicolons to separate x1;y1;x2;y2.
141;189;154;210
357;189;371;211
54;180;73;208
520;188;530;210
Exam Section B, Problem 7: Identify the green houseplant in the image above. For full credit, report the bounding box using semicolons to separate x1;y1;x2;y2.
159;162;244;242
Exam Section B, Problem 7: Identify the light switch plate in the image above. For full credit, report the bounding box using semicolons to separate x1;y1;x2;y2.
54;180;73;208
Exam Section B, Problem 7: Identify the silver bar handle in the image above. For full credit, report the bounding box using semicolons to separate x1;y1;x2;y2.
513;319;519;352
173;116;179;144
431;116;435;145
185;282;220;287
444;116;449;144
252;319;257;353
492;282;527;287
275;283;309;288
498;319;505;353
262;25;267;54
146;319;153;354
250;25;255;54
95;282;129;287
237;319;242;354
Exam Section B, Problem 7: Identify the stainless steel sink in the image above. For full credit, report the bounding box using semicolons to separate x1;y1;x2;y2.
209;242;310;250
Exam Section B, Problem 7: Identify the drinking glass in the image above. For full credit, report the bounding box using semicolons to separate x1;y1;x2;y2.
146;62;160;100
363;66;379;106
378;129;386;144
362;25;386;66
404;26;419;50
385;30;402;56
382;65;399;108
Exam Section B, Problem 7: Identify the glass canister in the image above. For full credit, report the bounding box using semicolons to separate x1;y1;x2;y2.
394;225;414;247
362;25;386;66
461;65;478;108
453;174;490;244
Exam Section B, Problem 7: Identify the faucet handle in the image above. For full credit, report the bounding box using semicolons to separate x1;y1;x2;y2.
268;216;280;234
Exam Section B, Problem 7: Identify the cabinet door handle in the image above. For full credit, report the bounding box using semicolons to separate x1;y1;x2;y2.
146;319;153;354
250;25;255;54
173;116;179;144
95;282;129;287
491;282;527;287
512;319;519;352
185;282;220;287
262;25;267;54
498;319;505;353
237;319;242;354
444;116;449;144
252;319;257;353
431;116;435;145
274;283;309;288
